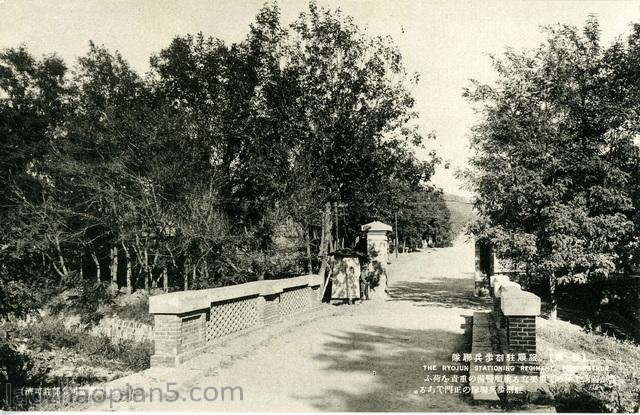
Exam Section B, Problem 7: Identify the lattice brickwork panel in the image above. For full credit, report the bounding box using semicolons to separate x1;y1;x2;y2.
279;287;311;318
207;296;260;341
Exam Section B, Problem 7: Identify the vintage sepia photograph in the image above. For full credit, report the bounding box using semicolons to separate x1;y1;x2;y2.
1;0;639;413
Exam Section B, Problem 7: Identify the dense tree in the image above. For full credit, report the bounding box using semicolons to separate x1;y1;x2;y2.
0;2;451;318
0;47;68;316
465;18;640;319
284;3;439;239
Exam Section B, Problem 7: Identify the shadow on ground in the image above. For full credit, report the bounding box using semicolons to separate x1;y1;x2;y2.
297;324;487;412
388;277;492;311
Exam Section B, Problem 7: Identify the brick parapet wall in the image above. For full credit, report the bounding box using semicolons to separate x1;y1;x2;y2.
149;274;323;367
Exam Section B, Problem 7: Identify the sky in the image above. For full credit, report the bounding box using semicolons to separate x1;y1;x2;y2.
1;0;639;197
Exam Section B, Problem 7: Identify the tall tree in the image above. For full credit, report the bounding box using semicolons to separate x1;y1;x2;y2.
0;47;68;311
465;18;638;319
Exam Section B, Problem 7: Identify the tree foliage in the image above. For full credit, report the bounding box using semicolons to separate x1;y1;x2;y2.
465;17;640;316
0;2;451;318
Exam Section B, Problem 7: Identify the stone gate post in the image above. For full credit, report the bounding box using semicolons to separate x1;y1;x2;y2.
474;238;494;295
361;221;392;300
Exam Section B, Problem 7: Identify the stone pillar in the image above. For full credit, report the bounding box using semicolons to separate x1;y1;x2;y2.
474;239;495;295
361;221;392;300
494;279;520;328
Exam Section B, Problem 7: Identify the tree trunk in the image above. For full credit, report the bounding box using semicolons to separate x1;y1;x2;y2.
110;246;118;289
143;248;150;292
184;259;190;291
334;201;339;246
162;266;168;293
549;272;558;321
203;257;208;285
151;253;159;289
53;235;69;281
319;211;326;259
200;261;207;285
305;226;313;274
91;252;101;283
122;243;132;295
319;203;333;301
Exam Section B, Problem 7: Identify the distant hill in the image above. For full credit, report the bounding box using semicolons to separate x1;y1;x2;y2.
444;193;475;238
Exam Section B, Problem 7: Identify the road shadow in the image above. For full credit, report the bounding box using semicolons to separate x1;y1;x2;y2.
297;325;489;412
388;277;492;311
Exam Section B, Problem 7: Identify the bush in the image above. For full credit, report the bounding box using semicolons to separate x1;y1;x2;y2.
118;340;153;372
0;338;50;410
552;383;609;413
14;316;81;350
538;319;640;413
47;281;116;326
112;295;153;325
77;334;113;357
12;317;151;373
76;335;152;372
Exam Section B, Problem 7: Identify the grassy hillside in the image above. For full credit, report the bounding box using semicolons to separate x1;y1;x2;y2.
444;193;475;238
537;318;640;412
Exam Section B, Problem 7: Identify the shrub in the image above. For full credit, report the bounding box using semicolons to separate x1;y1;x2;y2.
112;296;153;325
76;335;151;372
0;338;50;410
48;281;115;326
119;339;153;372
12;317;151;373
77;334;114;357
14;316;81;350
539;319;640;413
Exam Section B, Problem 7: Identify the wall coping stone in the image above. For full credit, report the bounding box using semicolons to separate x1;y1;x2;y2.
361;221;392;232
150;274;322;314
490;274;510;288
494;280;521;298
500;289;541;316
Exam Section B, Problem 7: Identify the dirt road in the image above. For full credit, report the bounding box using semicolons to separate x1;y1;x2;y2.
91;236;495;411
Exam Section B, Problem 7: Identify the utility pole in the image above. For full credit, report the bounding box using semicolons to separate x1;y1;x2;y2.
395;211;399;258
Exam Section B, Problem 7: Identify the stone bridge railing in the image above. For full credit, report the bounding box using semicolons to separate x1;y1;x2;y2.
149;274;323;367
489;274;541;368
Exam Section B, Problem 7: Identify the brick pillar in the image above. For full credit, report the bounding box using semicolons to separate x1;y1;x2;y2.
151;314;181;367
150;310;208;367
500;288;541;373
506;316;536;356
